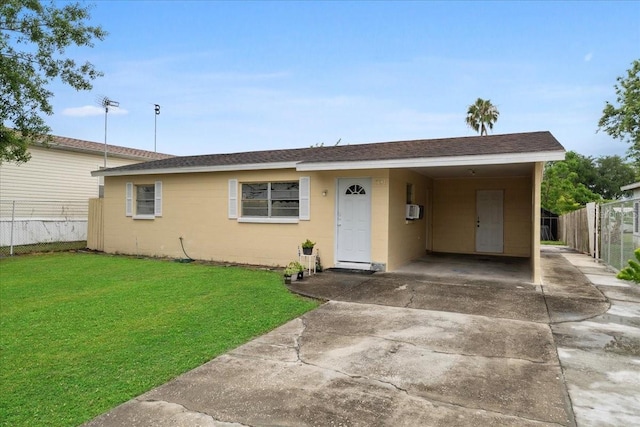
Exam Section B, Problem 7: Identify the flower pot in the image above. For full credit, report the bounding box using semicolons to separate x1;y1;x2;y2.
284;275;292;284
302;247;313;255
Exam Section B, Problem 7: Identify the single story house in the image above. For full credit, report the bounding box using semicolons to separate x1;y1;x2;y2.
92;131;565;283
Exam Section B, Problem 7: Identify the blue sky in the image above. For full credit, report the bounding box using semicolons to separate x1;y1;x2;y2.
48;1;639;158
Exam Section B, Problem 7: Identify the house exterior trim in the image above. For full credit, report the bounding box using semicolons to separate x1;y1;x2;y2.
93;162;299;177
296;151;565;171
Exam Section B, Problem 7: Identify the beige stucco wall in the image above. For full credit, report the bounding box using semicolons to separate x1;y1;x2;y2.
431;175;532;257
386;169;429;271
100;165;540;277
103;169;392;269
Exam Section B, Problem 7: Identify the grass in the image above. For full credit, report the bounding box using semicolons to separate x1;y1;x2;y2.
0;241;87;257
0;253;319;427
540;240;566;246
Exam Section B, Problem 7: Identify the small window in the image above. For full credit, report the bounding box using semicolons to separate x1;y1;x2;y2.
406;183;414;204
242;181;299;217
126;181;162;218
136;185;155;215
346;184;366;195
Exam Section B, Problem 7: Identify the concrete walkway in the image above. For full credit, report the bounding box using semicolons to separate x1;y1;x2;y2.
543;247;640;427
84;247;640;427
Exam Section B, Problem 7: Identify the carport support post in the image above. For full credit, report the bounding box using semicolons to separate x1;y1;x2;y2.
531;162;543;284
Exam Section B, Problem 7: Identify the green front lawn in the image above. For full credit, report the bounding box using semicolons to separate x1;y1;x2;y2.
0;253;319;427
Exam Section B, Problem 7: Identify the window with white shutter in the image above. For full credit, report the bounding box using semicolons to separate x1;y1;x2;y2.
126;181;163;219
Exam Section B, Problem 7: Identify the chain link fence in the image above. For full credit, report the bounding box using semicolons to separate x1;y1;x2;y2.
600;198;640;271
0;200;88;256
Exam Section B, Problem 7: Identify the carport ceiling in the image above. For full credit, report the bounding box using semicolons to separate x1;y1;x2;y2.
411;162;534;179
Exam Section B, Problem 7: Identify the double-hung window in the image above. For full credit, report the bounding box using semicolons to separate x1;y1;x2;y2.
242;182;299;217
126;181;162;219
229;177;310;222
136;185;155;215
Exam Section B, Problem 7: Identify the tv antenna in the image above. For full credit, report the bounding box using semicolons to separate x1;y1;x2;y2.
96;95;120;168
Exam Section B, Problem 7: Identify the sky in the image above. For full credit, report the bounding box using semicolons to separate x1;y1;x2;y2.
47;0;640;159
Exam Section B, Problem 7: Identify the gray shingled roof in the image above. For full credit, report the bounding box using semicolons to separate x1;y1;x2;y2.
40;135;174;161
97;131;564;175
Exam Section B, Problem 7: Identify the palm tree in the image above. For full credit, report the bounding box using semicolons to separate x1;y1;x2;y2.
466;98;499;136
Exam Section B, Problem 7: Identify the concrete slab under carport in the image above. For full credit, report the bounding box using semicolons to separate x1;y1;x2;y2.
393;252;533;285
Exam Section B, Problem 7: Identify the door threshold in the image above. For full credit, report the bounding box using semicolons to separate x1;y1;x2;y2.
335;262;372;270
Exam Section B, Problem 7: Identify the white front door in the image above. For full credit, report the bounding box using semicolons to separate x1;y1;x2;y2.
336;178;371;266
476;190;504;253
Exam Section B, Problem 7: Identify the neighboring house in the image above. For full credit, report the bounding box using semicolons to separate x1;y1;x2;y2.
620;182;640;247
0;135;172;248
92;131;565;283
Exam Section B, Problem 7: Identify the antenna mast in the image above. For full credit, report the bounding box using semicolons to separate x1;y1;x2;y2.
98;96;120;168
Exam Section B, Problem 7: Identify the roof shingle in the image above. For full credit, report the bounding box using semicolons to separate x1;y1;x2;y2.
42;135;173;161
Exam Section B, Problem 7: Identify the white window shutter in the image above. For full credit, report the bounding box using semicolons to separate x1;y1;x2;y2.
299;176;310;220
228;179;238;219
125;182;133;217
154;181;163;216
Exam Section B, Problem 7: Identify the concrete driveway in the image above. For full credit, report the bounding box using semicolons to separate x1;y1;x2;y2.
85;248;640;427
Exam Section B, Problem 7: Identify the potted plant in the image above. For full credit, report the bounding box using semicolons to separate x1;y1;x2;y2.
285;261;304;282
283;263;297;284
301;239;315;255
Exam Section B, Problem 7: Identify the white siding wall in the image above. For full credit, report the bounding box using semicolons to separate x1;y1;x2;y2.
0;146;141;201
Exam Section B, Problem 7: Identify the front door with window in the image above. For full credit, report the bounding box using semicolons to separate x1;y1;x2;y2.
336;178;372;267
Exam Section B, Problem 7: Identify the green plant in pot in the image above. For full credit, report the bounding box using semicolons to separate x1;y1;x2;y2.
301;239;315;255
283;263;298;284
285;261;304;281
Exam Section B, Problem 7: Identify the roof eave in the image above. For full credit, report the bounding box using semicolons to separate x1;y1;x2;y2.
92;161;300;177
36;143;168;162
620;182;640;191
295;150;566;171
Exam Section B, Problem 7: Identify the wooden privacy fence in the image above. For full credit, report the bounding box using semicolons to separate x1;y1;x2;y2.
559;199;639;271
558;207;591;254
87;198;104;251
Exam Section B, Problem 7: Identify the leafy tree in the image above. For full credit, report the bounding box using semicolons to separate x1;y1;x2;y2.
542;151;637;213
0;0;107;164
598;59;640;165
541;151;602;214
593;155;637;200
465;98;499;136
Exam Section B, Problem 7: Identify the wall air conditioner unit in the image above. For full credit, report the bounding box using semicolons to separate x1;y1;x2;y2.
406;204;420;220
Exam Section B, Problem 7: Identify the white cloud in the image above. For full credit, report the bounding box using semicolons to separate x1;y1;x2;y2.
62;105;129;117
584;52;593;62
